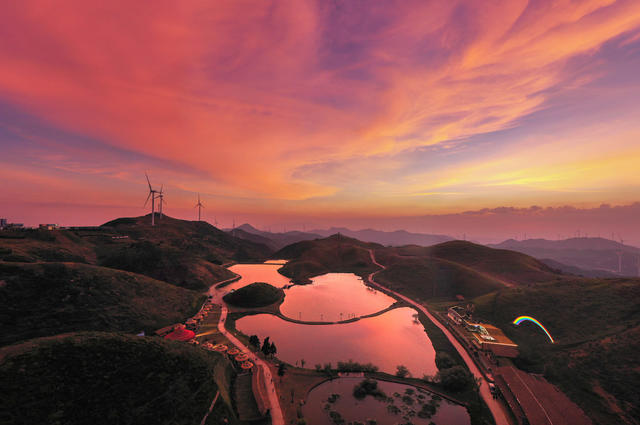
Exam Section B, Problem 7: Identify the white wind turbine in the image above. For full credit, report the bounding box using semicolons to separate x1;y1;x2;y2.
157;185;166;219
144;173;160;226
195;193;204;221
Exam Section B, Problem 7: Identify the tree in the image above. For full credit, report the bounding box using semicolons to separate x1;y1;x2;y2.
249;335;260;350
300;358;305;368
278;363;287;377
270;342;277;357
395;365;410;378
437;365;475;392
261;337;271;356
435;352;456;370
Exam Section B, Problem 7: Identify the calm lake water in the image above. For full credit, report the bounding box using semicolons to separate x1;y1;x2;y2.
304;377;470;425
280;273;396;322
223;262;292;292
236;307;437;377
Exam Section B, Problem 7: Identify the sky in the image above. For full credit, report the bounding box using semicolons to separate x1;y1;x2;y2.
1;1;639;244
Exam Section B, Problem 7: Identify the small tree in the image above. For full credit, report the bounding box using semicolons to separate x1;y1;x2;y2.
395;365;410;378
437;365;475;392
249;335;260;350
300;358;306;368
261;337;271;356
270;342;277;357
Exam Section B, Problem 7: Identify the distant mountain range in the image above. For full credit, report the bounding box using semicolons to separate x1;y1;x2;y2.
228;223;454;249
490;237;640;277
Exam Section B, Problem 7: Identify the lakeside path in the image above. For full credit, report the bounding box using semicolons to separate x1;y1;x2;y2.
208;272;285;425
366;249;511;425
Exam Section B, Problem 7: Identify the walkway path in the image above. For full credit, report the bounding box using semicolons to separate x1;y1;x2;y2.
208;279;285;425
366;249;511;425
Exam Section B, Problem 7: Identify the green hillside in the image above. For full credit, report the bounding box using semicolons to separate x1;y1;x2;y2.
0;215;273;291
275;234;381;283
0;262;204;346
372;241;563;301
374;255;506;301
472;278;640;424
0;333;238;425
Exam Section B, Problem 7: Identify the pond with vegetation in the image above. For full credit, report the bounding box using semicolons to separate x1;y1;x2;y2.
279;273;396;322
303;377;471;425
236;307;437;377
223;261;292;293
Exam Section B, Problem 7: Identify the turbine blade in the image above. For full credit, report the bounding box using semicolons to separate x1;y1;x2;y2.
144;192;151;208
145;172;152;190
160;184;163;194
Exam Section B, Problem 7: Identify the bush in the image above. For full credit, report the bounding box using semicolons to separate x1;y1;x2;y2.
435;352;456;370
395;365;410;378
353;379;386;400
437;365;475;392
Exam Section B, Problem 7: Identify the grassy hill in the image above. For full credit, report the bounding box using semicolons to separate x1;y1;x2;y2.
222;282;284;308
0;262;204;346
274;234;381;283
97;215;271;290
372;241;562;301
1;215;273;291
0;332;238;425
472;278;640;424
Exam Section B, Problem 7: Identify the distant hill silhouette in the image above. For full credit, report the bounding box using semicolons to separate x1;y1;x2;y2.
490;237;640;277
226;223;322;250
311;226;453;247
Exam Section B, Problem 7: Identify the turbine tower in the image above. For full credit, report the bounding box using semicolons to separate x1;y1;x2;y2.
158;185;166;219
195;193;204;221
144;173;160;226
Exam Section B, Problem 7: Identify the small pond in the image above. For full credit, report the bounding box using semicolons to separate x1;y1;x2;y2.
303;377;470;425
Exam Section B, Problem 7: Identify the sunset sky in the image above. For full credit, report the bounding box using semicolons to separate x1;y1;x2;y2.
1;1;639;243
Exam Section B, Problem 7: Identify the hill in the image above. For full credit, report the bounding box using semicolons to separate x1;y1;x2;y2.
222;282;284;308
311;226;453;246
274;234;381;283
490;237;640;277
0;262;204;346
228;223;322;250
372;241;562;301
1;215;273;291
0;332;238;425
471;278;640;424
540;258;619;278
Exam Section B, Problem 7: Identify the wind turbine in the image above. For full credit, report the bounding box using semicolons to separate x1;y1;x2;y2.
195;193;204;221
144;173;159;226
157;185;166;219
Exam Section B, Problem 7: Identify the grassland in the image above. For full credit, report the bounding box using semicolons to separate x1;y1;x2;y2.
472;278;640;424
0;262;204;346
0;332;239;425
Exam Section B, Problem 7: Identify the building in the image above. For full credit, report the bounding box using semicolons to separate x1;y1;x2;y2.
0;218;7;229
447;306;465;324
39;223;59;230
469;323;519;358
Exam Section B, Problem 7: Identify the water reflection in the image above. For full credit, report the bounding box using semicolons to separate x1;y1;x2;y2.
280;273;395;322
222;262;292;293
304;378;470;425
236;308;437;377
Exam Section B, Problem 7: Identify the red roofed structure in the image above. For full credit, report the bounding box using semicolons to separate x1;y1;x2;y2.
164;324;195;342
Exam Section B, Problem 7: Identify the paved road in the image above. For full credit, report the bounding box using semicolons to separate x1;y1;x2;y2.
367;249;511;425
209;279;285;425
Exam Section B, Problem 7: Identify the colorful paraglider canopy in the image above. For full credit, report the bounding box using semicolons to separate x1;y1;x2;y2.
227;348;240;356
513;316;554;343
241;361;254;369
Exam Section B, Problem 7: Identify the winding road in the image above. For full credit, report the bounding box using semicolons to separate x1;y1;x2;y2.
208;276;285;425
366;249;511;425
